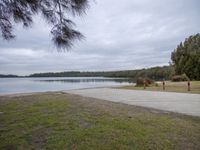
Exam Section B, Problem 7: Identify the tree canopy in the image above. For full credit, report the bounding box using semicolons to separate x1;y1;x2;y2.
0;0;88;50
171;33;200;80
28;66;173;80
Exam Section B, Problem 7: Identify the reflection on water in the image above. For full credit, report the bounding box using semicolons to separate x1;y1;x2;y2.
0;77;134;95
36;78;134;83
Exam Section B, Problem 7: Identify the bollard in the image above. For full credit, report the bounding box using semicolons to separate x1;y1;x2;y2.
187;80;191;91
162;80;165;90
143;80;146;89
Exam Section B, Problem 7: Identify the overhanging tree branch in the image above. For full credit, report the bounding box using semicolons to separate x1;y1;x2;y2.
0;0;89;50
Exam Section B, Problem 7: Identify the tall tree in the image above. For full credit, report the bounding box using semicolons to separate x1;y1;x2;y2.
0;0;88;50
171;33;200;80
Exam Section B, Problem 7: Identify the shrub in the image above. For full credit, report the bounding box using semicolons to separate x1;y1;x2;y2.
171;74;189;82
136;77;154;86
136;77;144;86
154;83;159;87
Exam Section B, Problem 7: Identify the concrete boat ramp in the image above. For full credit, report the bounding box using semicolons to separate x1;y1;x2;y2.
65;88;200;117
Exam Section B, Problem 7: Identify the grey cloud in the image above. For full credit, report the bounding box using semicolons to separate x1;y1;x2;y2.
0;0;200;75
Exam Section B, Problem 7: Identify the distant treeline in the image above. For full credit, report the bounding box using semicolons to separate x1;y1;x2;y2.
27;66;173;81
0;66;173;80
0;74;19;78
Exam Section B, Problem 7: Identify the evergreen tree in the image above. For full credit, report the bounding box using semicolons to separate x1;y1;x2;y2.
0;0;88;50
171;33;200;80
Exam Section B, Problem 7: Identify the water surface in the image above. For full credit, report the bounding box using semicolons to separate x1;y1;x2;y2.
0;77;133;94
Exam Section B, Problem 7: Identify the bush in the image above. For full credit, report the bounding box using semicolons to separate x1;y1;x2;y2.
154;83;159;87
136;77;154;86
171;74;189;82
136;77;144;86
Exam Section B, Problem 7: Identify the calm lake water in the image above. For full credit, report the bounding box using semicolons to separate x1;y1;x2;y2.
0;77;133;95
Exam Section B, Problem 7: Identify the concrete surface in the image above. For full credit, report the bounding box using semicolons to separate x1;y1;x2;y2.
66;88;200;117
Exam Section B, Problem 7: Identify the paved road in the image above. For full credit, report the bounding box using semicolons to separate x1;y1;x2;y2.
66;88;200;117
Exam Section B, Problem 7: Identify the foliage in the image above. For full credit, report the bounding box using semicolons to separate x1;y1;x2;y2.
0;74;18;78
136;77;145;86
0;66;174;81
28;66;174;80
171;74;189;82
0;0;88;50
171;33;200;80
136;77;153;87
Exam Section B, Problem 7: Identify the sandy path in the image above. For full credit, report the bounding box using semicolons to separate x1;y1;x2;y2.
66;88;200;117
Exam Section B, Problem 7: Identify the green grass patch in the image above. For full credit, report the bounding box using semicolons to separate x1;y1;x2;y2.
119;81;200;94
0;93;200;149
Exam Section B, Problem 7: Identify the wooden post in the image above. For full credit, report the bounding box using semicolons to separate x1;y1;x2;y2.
187;80;191;91
162;80;165;90
143;80;146;89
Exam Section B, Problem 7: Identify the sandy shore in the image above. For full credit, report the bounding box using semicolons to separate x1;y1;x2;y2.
1;87;200;117
66;88;200;117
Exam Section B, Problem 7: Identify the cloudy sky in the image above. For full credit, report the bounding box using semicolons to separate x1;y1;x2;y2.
0;0;200;75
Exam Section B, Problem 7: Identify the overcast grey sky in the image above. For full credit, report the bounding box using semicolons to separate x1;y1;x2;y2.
0;0;200;75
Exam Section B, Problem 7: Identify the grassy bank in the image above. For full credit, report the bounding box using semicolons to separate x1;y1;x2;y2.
0;93;200;149
119;81;200;94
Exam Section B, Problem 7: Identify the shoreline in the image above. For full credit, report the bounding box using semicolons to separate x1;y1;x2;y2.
0;84;133;97
1;91;200;149
0;90;199;119
1;81;200;117
1;88;200;117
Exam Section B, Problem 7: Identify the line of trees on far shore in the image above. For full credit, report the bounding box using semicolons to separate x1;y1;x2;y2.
0;65;174;81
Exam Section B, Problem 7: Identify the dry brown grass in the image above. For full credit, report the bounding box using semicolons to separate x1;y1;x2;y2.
119;81;200;94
